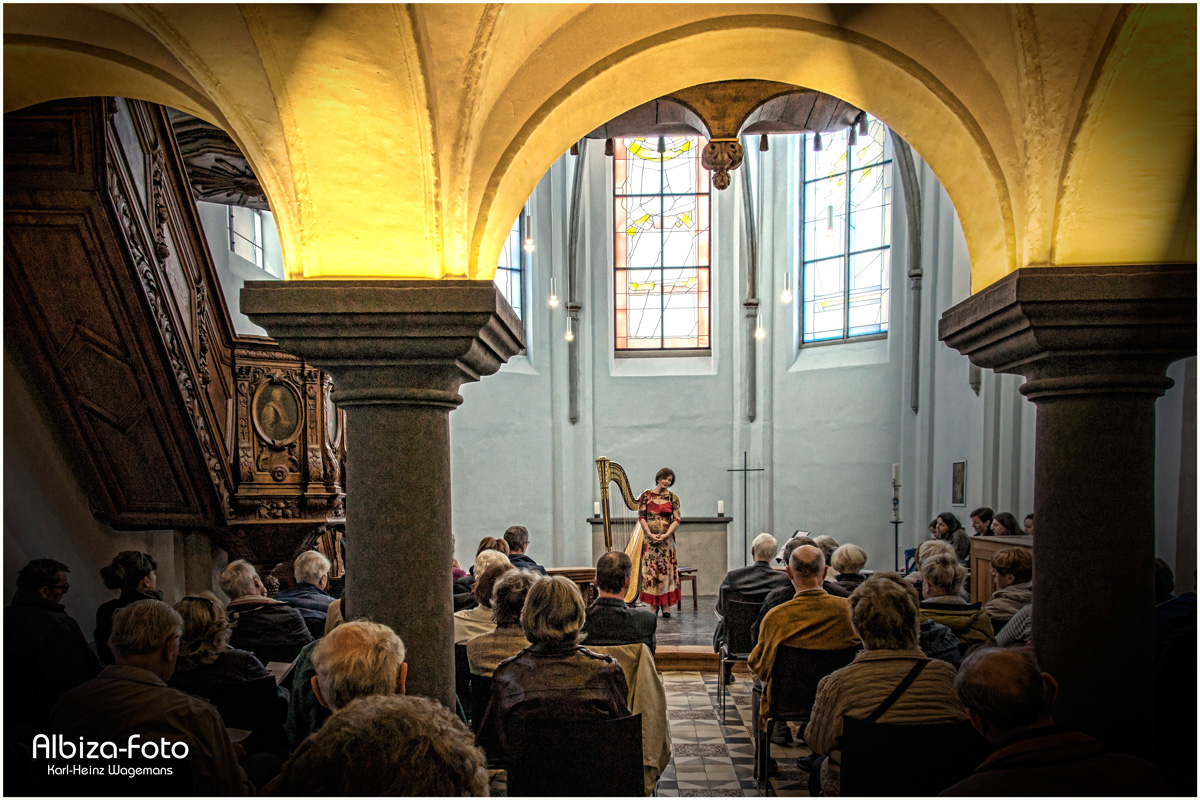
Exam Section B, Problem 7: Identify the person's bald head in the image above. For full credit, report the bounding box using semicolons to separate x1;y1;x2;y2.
954;648;1057;745
787;545;826;591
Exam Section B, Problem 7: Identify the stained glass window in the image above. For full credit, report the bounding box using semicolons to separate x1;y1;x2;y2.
798;116;892;343
613;137;711;351
495;211;524;323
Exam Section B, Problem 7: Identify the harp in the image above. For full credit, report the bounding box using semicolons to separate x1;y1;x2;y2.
596;457;645;604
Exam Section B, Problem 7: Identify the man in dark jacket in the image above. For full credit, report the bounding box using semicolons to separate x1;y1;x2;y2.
714;533;793;655
504;525;548;575
583;552;657;653
219;559;313;666
276;550;335;638
4;559;100;742
943;648;1172;796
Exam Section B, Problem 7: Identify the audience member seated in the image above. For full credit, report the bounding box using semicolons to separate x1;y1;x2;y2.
969;506;994;536
95;550;162;664
942;648;1171;795
811;535;839;582
919;614;964;668
1023;513;1034;536
905;539;957;598
995;604;1032;651
454;553;513;644
49;599;252;795
478;576;629;762
748;546;860;740
984;548;1033;629
310;621;407;713
583;552;658;653
990;511;1022;537
467;569;537;677
805;574;966;797
275;551;334;639
275;694;487;795
284;606;349;751
504;525;549;575
830;544;868;595
714;533;794;668
1153;557;1197;656
919;554;996;649
5;559;100;741
934;512;972;564
456;537;509;608
168;594;288;755
219;560;313;666
750;537;851;650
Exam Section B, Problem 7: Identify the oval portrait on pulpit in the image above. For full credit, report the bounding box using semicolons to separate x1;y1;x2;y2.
253;380;302;447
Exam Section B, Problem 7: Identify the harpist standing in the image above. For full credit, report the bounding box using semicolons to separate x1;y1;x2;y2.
637;467;682;618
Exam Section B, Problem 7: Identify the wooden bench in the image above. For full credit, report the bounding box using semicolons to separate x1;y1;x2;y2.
677;566;698;611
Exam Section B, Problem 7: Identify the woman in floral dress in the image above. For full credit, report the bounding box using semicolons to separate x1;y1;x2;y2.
637;467;681;617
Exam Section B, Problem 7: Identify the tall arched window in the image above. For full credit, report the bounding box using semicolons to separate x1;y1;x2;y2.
613;137;711;352
798;115;892;343
495;210;526;325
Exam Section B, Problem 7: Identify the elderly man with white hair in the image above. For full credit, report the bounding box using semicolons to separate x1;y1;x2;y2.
276;550;335;638
713;533;794;680
48;599;252;795
219;559;312;666
310;620;407;712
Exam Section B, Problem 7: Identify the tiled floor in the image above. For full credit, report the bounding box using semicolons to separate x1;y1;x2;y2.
656;671;813;797
488;669;814;797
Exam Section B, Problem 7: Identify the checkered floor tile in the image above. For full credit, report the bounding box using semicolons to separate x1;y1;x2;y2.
489;670;814;797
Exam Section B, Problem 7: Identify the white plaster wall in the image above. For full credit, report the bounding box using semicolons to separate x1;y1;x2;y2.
3;350;227;645
196;201;282;337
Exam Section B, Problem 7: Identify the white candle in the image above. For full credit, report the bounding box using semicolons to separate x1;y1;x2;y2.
892;463;900;482
718;500;725;515
593;501;601;516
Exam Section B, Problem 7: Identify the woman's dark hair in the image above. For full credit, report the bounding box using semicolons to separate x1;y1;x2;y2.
475;537;509;557
992;512;1021;537
969;507;994;525
936;512;963;535
655;467;675;486
100;551;157;592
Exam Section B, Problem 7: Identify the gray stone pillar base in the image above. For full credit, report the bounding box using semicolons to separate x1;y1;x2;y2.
939;264;1195;751
242;280;523;708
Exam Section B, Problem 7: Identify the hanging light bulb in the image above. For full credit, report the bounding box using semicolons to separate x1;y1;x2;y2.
754;314;766;340
848;126;858;147
523;212;534;252
759;134;769;152
548;277;559;308
565;318;575;342
813;132;823;152
859;115;870;136
780;272;793;304
604;138;614;157
657;136;666;154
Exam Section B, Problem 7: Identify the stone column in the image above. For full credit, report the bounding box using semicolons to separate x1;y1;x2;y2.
939;264;1195;750
241;280;523;708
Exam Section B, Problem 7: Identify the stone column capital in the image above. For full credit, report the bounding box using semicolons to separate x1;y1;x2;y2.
241;280;524;408
938;264;1196;400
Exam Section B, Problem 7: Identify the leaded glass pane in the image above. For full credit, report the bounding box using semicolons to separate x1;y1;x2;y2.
805;128;849;181
495;213;523;322
848;250;890;336
799;113;892;345
804;178;846;262
613;136;710;351
849;166;892;253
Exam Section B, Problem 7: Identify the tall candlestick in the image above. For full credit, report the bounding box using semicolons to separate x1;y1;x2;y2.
892;463;900;482
593;501;601;517
718;500;724;516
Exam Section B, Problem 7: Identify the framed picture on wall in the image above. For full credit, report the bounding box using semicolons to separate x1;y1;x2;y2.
951;461;967;506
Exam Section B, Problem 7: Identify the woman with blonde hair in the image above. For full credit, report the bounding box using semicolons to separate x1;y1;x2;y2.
918;554;995;649
169;592;288;754
830;544;868;595
479;576;629;762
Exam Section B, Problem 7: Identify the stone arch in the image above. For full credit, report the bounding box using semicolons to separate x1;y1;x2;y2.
472;14;1015;291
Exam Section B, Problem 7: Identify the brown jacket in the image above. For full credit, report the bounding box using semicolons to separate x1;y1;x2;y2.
805;649;966;796
747;588;859;728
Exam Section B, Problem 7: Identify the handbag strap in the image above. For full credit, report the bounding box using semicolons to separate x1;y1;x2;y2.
864;660;928;723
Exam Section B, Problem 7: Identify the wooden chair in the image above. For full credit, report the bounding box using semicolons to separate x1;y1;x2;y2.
717;597;763;723
755;645;859;794
839;717;990;796
677;566;699;610
454;644;473;724
505;714;644;797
